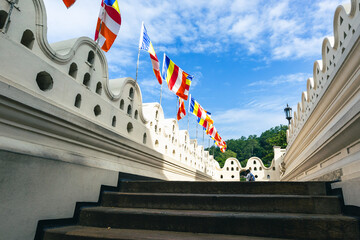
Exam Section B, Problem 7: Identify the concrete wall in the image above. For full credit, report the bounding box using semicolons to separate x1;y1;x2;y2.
281;0;360;207
0;150;118;240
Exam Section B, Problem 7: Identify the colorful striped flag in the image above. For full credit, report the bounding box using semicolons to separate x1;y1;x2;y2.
177;97;186;121
199;110;213;131
210;130;222;143
139;23;162;84
213;133;226;152
95;0;121;52
189;96;213;129
62;0;76;8
207;125;217;138
218;140;227;153
207;124;226;152
162;54;192;100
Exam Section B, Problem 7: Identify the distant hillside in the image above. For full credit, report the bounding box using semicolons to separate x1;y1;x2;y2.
206;125;287;168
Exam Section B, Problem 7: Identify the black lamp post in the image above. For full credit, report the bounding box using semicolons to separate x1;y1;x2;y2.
284;104;292;125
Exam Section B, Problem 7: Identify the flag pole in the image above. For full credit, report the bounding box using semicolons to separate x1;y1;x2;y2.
159;84;163;106
176;96;179;121
160;53;166;106
187;94;191;133
92;1;106;78
212;141;215;156
196;123;198;142
135;48;141;84
203;129;205;146
135;21;144;84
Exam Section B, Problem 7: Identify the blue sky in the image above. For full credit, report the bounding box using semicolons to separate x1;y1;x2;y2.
44;0;346;145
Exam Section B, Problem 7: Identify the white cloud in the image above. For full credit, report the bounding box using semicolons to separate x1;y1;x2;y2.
248;73;310;87
44;0;345;63
44;1;99;43
212;108;286;139
231;0;260;13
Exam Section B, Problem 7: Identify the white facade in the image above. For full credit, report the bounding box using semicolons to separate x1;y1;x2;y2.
216;147;285;181
281;0;360;208
0;0;220;181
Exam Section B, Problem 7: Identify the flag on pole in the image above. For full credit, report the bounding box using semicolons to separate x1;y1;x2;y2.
209;128;222;143
207;125;217;138
213;133;226;152
139;23;162;84
199;110;213;130
162;54;192;100
63;0;76;8
95;0;121;52
189;97;213;129
177;97;186;121
216;140;227;153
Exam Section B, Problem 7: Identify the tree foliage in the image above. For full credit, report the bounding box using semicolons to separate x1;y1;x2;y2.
206;125;288;168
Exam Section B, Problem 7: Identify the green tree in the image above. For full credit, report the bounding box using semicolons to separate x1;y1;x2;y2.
216;150;237;168
207;125;288;168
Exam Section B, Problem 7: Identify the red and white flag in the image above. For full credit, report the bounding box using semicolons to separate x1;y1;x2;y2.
177;97;186;121
139;23;162;84
95;0;121;52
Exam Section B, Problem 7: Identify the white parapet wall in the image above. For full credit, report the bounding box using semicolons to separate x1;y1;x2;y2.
0;0;217;181
0;1;219;239
215;146;285;181
280;0;360;207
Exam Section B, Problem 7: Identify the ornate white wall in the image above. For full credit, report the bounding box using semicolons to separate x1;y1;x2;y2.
215;147;285;181
281;0;360;207
0;1;218;239
0;0;218;181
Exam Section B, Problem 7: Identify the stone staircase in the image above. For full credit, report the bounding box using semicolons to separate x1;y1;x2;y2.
42;181;359;239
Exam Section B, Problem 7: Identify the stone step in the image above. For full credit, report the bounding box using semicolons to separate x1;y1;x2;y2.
78;207;359;239
101;192;342;214
43;226;290;240
120;181;329;195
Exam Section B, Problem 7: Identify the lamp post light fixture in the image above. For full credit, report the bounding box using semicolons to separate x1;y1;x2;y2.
284;104;292;125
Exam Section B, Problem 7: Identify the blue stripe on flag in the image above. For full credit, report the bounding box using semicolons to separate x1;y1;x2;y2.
140;25;151;51
161;54;171;80
104;0;116;6
189;97;195;113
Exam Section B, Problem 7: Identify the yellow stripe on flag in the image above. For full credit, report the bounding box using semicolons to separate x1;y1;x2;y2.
166;60;175;84
186;78;191;85
193;103;199;115
112;0;120;13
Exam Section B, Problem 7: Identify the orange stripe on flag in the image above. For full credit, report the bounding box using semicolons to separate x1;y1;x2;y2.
63;0;76;8
99;22;117;52
176;72;189;100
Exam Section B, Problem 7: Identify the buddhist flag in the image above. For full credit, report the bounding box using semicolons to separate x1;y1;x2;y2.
177;97;186;121
95;0;121;52
162;54;192;100
199;110;213;131
63;0;76;8
217;140;227;153
207;125;217;138
214;135;226;152
139;23;162;84
189;96;213;129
